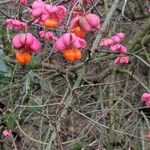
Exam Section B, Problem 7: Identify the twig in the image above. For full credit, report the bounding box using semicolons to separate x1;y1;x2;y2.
15;120;49;145
45;92;73;150
45;67;84;149
131;53;150;68
0;9;11;18
0;0;12;5
141;125;145;150
121;0;128;16
88;0;102;12
116;69;150;92
72;108;149;141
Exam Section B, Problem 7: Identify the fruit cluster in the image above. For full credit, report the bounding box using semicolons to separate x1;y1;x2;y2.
99;33;129;65
7;0;101;64
7;0;130;65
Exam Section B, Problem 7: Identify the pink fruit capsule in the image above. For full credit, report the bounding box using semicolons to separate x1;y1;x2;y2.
114;56;129;64
12;35;23;50
86;13;100;29
54;38;67;52
30;38;41;53
73;37;87;48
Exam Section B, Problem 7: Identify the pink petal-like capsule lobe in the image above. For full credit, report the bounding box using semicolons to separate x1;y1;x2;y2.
116;32;125;40
100;38;114;47
39;31;45;38
45;5;58;13
112;35;121;43
31;8;42;16
19;0;28;5
106;39;114;46
114;57;120;64
146;132;150;140
119;45;127;53
30;38;41;53
46;32;58;41
32;0;42;9
110;44;127;53
6;19;11;24
26;33;34;45
141;93;150;102
12;34;23;49
6;19;27;30
19;34;26;44
73;37;87;48
70;16;80;30
141;93;150;106
56;5;67;23
79;17;92;32
56;5;67;17
44;5;53;13
57;5;67;16
6;19;13;28
53;38;67;52
114;56;129;64
30;0;44;16
16;33;35;51
62;33;71;46
86;13;100;29
146;100;150;106
62;33;76;46
41;13;50;22
119;56;128;63
110;44;121;51
111;32;125;43
3;129;12;137
59;5;67;12
99;38;106;46
39;31;57;41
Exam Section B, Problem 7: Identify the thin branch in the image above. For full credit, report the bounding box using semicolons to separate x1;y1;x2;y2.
15;120;49;145
116;69;150;92
73;108;150;141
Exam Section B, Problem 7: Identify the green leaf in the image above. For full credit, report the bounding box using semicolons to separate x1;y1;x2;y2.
0;75;11;85
0;48;12;78
0;59;12;77
5;114;15;129
5;41;13;55
27;55;40;69
71;143;82;150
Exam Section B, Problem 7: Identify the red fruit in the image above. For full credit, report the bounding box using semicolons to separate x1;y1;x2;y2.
63;49;75;61
43;18;58;28
63;48;82;61
73;26;86;38
16;52;32;64
73;48;82;60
